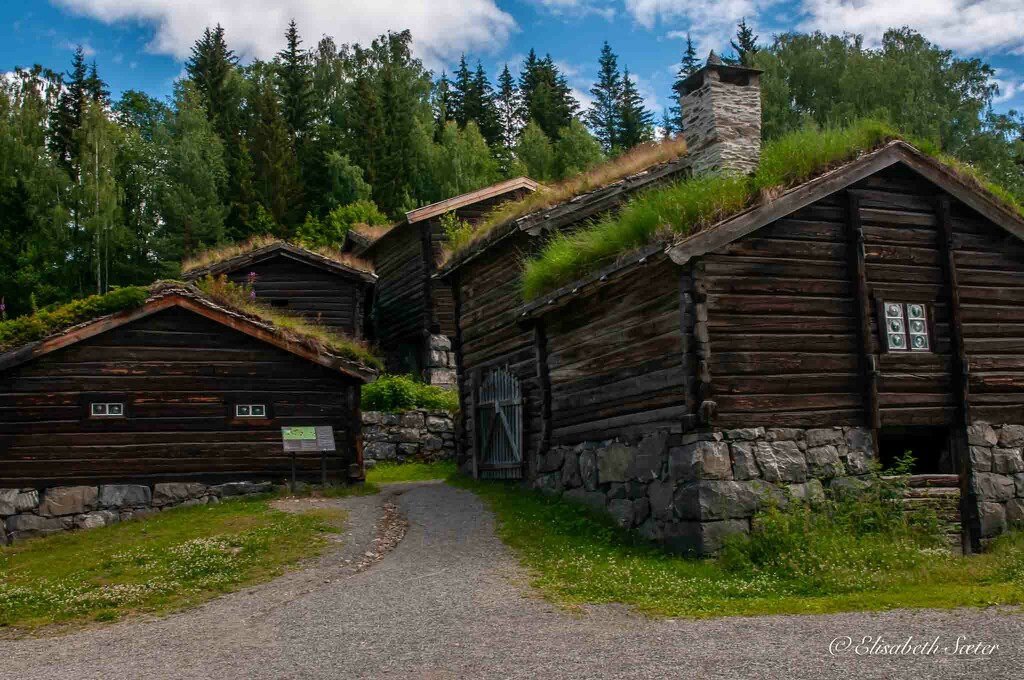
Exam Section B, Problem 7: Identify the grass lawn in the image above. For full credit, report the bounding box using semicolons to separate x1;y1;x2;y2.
0;495;345;632
367;460;458;484
452;477;1024;618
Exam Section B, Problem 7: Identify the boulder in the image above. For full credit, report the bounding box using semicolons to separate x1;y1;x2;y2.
998;425;1024;449
680;431;722;445
7;514;68;539
829;476;872;499
844;427;874;453
805;445;845;479
992;448;1024;474
74;510;118;530
1016;473;1024;498
539;447;565;474
606;483;628;500
426;416;453;433
0;489;19;516
597;443;633;484
563;488;606;513
756;441;807;483
979;502;1007;537
381;413;401;426
842;449;871;476
210;481;272;497
98;484;151;509
561;449;582;488
428;334;452;351
648;479;675;521
152;483;207;507
969;445;993;473
723;428;764;442
661;519;748;555
400;411;425;429
579;450;598;491
967;423;999;447
1006;499;1024;528
674;481;760;521
398;443;419;457
423;435;444;451
633;498;651;525
607;499;635;528
627;432;667;481
787;479;826;506
637;517;663;542
534;472;562;496
362;411;382;425
730;442;761;480
670;440;732;481
39;486;98;517
398;427;422;443
971;472;1016;502
805;428;843;448
766;428;803;442
365;442;398;460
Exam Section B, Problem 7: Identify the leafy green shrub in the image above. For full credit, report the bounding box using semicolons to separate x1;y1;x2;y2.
0;286;149;351
296;200;389;249
440;211;474;252
719;455;945;595
361;374;459;413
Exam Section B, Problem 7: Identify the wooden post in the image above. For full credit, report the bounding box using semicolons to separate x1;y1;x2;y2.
847;192;881;448
452;271;467;470
937;194;977;554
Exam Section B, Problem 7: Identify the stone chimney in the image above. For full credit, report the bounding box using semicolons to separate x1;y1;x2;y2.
675;51;762;176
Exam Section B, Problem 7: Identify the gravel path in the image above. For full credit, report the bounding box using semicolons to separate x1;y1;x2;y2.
2;481;1022;679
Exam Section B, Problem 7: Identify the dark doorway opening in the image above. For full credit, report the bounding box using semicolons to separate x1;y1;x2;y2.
877;426;955;474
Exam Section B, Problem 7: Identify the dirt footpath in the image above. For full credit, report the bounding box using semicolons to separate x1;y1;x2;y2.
1;481;1021;679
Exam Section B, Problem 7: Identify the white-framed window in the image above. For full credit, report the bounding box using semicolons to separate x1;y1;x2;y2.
882;301;930;352
235;404;268;418
91;402;125;417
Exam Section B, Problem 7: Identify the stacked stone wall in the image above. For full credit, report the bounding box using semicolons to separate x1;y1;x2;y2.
966;422;1024;541
679;71;762;177
424;334;457;388
362;409;457;464
0;481;272;544
532;425;875;555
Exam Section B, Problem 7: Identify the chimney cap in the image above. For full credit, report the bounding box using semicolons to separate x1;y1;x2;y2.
674;51;762;96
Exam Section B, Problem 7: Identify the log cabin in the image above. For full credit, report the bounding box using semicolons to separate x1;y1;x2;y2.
183;240;377;342
437;55;1024;555
0;282;378;489
355;177;538;385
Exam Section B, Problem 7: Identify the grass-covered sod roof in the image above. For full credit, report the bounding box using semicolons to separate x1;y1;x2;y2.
181;235;374;277
0;278;383;372
519;119;1024;300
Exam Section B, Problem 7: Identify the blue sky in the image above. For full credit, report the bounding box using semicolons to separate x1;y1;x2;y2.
3;0;1023;116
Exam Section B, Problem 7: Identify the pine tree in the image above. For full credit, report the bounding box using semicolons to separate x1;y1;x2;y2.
668;34;700;133
277;20;314;141
248;72;303;231
433;71;454;140
519;50;578;141
84;61;110;105
617;68;654;150
586;41;623;153
730;18;760;66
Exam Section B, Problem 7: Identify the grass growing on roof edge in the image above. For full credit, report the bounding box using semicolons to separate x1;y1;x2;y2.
180;234;373;275
520;119;1024;300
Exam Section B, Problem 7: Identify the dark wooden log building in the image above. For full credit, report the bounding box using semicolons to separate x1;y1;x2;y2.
438;59;1024;554
0;285;377;488
357;177;538;384
183;241;377;341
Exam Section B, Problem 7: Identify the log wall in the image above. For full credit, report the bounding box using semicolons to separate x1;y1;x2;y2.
0;307;361;488
224;254;369;340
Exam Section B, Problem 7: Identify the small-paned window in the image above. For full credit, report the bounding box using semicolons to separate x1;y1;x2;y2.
91;402;125;417
235;404;267;418
882;302;930;352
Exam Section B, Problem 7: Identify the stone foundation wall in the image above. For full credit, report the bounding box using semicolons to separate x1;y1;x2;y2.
362;409;457;463
966;422;1024;540
0;481;272;544
532;425;875;555
423;334;457;388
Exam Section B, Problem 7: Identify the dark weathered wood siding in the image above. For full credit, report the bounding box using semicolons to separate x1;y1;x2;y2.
224;253;369;339
545;258;688;444
0;306;361;488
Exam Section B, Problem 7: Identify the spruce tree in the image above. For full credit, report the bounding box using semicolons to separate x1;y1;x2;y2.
668;34;700;133
433;71;454;140
617;68;654;149
248;72;303;231
84;61;110;105
519;51;578;141
277;20;314;141
472;61;501;148
450;55;473;128
495;64;522;150
48;46;89;170
730;18;760;66
586;41;623;153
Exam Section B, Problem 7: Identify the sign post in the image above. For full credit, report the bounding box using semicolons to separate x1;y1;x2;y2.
281;426;337;491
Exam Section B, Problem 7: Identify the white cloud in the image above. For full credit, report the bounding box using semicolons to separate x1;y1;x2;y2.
60;39;97;57
54;0;517;69
992;70;1024;105
626;0;777;60
626;70;660;114
528;0;616;20
798;0;1024;55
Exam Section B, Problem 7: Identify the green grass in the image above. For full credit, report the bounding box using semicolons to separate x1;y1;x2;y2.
520;119;1024;300
0;495;344;631
367;460;458;484
451;477;1024;618
361;374;460;413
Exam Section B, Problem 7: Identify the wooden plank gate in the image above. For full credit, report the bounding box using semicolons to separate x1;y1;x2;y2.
475;367;523;479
